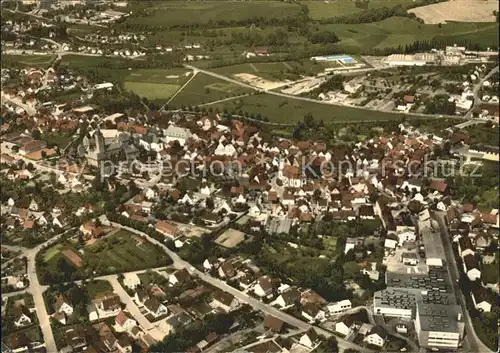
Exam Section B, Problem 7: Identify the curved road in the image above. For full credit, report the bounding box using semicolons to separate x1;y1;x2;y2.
465;65;499;119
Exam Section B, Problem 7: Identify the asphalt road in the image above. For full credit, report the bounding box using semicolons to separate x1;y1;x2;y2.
434;211;492;353
465;65;499;119
184;64;469;121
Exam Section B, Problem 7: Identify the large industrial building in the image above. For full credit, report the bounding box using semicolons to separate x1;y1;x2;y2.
374;268;455;320
387;53;438;67
415;303;465;349
421;229;446;267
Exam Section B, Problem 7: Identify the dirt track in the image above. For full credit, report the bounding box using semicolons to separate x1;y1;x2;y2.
408;0;498;24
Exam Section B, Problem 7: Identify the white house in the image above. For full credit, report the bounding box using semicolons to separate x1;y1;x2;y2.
54;295;74;316
471;287;492;313
384;238;398;249
203;257;219;271
335;316;357;336
364;326;386;347
299;329;320;349
12;306;32;327
463;254;481;281
133;289;150;307
144;298;168;318
164;125;192;146
301;303;326;323
115;311;138;332
327;299;352;315
253;276;274;298
344;238;356;254
272;287;301;309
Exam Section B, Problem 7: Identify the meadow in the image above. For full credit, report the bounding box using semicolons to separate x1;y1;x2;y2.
168;73;254;108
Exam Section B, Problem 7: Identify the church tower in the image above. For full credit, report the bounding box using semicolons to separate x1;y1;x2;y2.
94;129;105;153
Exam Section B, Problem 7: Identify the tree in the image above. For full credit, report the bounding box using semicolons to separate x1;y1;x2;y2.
31;129;41;140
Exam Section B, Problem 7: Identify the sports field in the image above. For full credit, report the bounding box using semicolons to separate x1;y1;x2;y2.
123;68;192;100
126;1;301;26
212;93;420;123
124;82;180;100
168;73;254;107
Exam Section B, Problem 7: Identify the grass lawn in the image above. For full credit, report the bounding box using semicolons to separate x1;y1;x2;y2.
482;264;499;285
43;244;63;262
302;0;414;20
124;81;180;100
212;92;421;123
169;73;254;107
85;280;113;298
323;236;338;253
125;1;302;26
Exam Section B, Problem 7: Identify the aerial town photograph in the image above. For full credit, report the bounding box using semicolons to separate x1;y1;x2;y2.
0;0;498;352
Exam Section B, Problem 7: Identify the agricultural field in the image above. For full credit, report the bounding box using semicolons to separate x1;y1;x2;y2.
302;0;415;20
320;17;499;51
2;54;55;68
212;92;420;123
124;1;302;26
168;73;254;108
408;0;498;24
38;229;171;284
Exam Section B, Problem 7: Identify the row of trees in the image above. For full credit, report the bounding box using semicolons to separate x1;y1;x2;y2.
229;29;289;47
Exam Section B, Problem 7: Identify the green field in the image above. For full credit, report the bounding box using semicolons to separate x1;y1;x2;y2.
43;244;63;262
169;73;254;107
125;1;302;26
122;68;193;100
2;54;55;68
124;82;180;100
321;17;499;51
85;280;113;298
302;0;414;19
212;92;419;123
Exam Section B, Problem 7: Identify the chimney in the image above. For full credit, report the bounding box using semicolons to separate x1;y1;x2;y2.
457;312;462;321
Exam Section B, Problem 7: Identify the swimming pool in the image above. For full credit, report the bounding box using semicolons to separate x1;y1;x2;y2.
310;55;358;64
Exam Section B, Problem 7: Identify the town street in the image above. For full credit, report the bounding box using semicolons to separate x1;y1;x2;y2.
464;65;499;119
434;211;492;353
